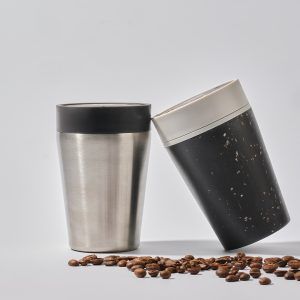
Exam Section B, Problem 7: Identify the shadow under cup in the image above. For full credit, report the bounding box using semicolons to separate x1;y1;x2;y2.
152;80;290;250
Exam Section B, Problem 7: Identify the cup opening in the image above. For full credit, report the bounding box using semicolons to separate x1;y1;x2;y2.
58;103;150;108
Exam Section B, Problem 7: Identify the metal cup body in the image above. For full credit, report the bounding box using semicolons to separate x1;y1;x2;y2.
57;131;150;252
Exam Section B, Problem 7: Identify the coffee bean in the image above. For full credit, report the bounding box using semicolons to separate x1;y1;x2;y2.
236;252;246;258
262;264;278;273
250;263;262;269
284;271;295;280
239;273;250;281
104;260;117;266
117;260;127;267
91;258;103;265
177;266;186;274
225;275;239;282
148;269;159;278
282;256;294;262
277;260;287;268
82;254;97;261
259;277;271;285
131;265;145;272
210;262;219;270
68;259;79;267
134;268;146;278
79;259;88;266
145;263;160;270
165;267;177;273
234;262;246;270
216;268;229;278
188;266;201;275
294;271;300;281
160;270;171;279
184;255;194;260
164;259;177;268
250;268;261;278
274;270;287;277
287;260;300;269
126;261;135;270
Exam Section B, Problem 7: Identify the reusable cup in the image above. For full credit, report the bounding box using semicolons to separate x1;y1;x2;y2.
152;80;289;250
57;103;151;252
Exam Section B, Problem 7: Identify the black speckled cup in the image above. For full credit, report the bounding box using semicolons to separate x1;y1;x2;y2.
152;80;290;250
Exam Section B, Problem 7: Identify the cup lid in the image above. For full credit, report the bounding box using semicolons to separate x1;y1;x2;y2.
152;80;250;147
56;102;151;134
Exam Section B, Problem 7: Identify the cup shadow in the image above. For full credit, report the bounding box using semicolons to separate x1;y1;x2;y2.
126;240;300;257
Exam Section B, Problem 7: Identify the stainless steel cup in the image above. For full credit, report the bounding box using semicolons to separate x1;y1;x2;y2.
57;103;151;252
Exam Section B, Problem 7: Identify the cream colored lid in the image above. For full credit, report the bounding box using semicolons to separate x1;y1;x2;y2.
152;80;251;147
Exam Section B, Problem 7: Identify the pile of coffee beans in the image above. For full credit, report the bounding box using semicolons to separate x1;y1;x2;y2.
68;252;300;285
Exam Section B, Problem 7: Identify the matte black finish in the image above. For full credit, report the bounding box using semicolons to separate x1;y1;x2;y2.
56;103;151;133
168;109;289;250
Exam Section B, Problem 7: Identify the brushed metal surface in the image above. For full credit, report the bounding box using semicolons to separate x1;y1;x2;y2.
57;131;150;252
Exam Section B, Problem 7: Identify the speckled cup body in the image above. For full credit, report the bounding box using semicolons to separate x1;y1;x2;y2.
168;108;289;250
152;80;290;250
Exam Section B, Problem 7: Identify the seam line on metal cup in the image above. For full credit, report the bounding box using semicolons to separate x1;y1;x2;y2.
163;103;251;147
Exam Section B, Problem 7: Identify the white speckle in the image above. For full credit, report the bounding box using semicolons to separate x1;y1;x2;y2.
236;170;241;174
235;151;239;156
223;133;227;137
233;192;237;196
210;171;214;175
224;140;230;148
243;182;247;186
207;189;211;193
240;194;244;198
230;187;234;191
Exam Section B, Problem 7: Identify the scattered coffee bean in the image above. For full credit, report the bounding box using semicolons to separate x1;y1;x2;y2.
239;273;250;281
148;269;159;277
287;260;300;269
79;259;88;266
184;255;194;260
216;268;229;278
117;260;127;267
67;252;300;286
250;268;261;278
250;263;262;269
262;264;278;273
134;268;146;278
91;258;103;265
131;265;145;272
146;263;160;270
82;254;97;262
284;271;295;280
160;270;171;279
104;260;117;266
68;259;79;267
274;270;287;277
188;266;201;275
294;271;300;281
177;266;186;274
259;277;271;285
225;275;239;282
282;256;294;262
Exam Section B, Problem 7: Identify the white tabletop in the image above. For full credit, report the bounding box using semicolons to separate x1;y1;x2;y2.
2;240;299;299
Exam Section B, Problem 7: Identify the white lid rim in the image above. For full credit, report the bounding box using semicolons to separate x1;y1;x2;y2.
152;79;250;146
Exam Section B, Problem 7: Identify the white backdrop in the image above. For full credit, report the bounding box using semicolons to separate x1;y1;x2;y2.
1;0;299;250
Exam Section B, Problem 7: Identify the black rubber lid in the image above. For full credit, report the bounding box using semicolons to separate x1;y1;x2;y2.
56;103;151;133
